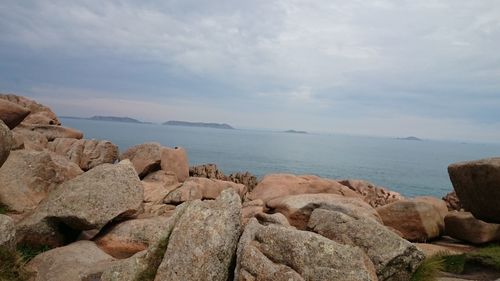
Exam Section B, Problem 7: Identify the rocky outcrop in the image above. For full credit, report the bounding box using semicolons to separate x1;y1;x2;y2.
160;147;189;182
25;241;115;281
190;163;226;179
0;120;12;168
442;191;462;211
0;99;30;129
0;214;16;251
0;150;83;213
155;189;241;281
377;199;445;242
95;216;172;258
227;172;258;192
0;94;60;125
16;161;143;247
339;179;404;208
308;208;425;281
48;137;119;171
16;124;83;141
234;218;378;281
267;193;382;229
248;174;358;203
120;143;162;178
163;177;246;204
445;211;500;244
448;158;500;223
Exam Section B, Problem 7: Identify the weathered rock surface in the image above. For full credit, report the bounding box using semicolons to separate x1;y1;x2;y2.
0;99;30;129
142;170;180;203
190;163;226;179
16;124;83;141
445;211;500;244
160;146;189;182
11;125;48;150
16;161;143;247
228;172;258;193
448;158;500;223
443;191;462;211
339;179;404;208
377;200;445;242
48;138;119;171
95;216;172;258
155;189;241;281
0;120;12;167
308;208;425;281
415;196;449;219
235;218;378;281
0;214;16;251
0;94;60;125
120;143;162;178
25;241;115;281
163;177;246;204
267;193;381;229
0;150;83;212
248;174;359;203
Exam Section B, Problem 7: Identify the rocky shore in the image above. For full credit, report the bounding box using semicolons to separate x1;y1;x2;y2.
1;94;500;281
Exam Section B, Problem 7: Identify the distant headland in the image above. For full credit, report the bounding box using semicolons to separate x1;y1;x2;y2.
61;115;152;124
397;136;423;141
163;120;234;130
284;129;308;134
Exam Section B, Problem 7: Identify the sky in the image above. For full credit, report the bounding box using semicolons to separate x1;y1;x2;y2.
0;1;499;142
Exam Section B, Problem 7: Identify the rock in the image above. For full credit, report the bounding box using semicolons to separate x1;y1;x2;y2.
339;179;404;207
189;163;226;179
248;173;359;203
141;203;176;218
254;212;291;227
142;170;180;203
267;193;382;229
160;146;189;182
25;241;115;281
155;189;241;281
120;143;162;178
415;196;449;219
0;120;12;168
163;177;246;204
443;191;462;211
0;214;16;251
16;123;83;141
16;160;143;247
94;216;172;258
0;99;30;129
414;243;462;257
234;218;378;281
0;150;83;213
48;138;119;171
445;211;500;244
242;200;265;225
377;199;445;242
0;94;60;125
448;158;500;223
227;172;258;193
11;125;48;150
308;208;425;281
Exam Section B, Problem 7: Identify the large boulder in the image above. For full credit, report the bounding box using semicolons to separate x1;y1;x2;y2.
448;158;500;223
308;208;425;281
339;179;404;207
247;174;359;203
0;150;83;213
234;218;378;281
16;124;83;141
0;99;30;129
0;214;16;251
48;138;119;171
25;241;115;281
120;142;162;178
267;193;381;229
377;199;445;242
154;189;241;281
0;94;60;125
16;161;143;247
142;170;180;203
163;177;246;204
160;146;189;182
11;125;48;151
445;211;500;244
0;120;12;167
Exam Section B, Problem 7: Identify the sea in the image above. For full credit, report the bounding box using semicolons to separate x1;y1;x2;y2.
61;118;500;198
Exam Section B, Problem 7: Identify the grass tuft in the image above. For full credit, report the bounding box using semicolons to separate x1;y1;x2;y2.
0;246;31;281
411;254;445;281
16;244;50;263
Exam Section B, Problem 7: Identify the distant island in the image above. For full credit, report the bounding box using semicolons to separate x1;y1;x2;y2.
61;116;151;124
397;136;423;141
163;120;234;130
284;129;308;134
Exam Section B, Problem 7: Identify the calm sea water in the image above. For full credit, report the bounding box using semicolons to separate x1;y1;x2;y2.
61;118;500;198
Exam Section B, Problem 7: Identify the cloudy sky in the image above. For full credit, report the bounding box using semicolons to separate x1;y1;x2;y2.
0;1;499;142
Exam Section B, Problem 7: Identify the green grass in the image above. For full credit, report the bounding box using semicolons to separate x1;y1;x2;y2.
16;245;50;263
0;246;31;281
0;205;7;215
411;254;445;281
